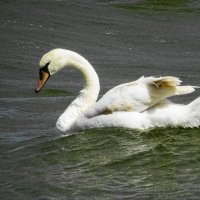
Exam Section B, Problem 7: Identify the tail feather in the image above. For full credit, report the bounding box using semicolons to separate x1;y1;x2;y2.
188;97;200;110
150;76;199;95
176;86;196;95
187;97;200;127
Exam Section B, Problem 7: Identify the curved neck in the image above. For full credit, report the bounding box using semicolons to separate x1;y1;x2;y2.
56;51;100;132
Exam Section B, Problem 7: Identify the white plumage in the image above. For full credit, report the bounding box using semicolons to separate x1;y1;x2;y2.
85;76;196;118
35;49;200;133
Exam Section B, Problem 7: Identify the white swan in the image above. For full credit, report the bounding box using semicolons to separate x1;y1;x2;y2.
35;49;200;133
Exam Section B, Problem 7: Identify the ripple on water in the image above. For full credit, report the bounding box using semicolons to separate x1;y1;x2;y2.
1;128;200;199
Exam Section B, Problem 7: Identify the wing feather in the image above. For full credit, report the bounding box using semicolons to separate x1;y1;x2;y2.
85;76;197;118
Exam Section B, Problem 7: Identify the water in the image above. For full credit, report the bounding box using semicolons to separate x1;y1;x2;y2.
1;0;200;199
1;128;200;199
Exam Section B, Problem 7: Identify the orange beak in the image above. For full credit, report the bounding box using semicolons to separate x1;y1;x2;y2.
35;71;50;93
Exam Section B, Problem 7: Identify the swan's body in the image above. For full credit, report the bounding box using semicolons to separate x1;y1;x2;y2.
35;49;200;133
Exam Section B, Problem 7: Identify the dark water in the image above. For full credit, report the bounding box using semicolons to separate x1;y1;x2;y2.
1;0;200;199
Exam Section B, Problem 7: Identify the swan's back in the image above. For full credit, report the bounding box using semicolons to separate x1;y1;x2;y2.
85;76;196;118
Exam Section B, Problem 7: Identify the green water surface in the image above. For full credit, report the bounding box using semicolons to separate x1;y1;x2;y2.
115;0;200;15
1;128;200;199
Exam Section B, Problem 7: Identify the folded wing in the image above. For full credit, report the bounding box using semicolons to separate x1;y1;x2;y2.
85;76;197;118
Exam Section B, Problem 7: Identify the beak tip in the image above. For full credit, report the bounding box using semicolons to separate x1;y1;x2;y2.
35;87;41;93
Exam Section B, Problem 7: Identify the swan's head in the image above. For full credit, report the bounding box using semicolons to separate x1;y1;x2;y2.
35;49;70;93
35;48;97;93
